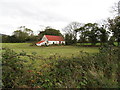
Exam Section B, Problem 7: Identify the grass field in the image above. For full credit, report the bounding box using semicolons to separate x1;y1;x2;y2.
2;43;99;57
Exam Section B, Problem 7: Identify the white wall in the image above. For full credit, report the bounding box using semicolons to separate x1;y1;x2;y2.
48;41;58;45
48;41;65;45
36;40;65;46
62;41;65;44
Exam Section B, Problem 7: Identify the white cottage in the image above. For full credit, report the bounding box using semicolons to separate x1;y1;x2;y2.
36;35;65;46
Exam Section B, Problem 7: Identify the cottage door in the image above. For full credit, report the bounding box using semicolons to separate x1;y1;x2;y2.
59;41;61;44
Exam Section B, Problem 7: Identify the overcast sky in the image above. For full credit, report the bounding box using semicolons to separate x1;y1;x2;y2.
0;0;119;35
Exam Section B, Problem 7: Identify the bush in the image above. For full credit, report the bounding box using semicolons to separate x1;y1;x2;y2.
30;46;120;88
35;46;120;88
2;48;23;88
2;46;120;88
2;48;38;88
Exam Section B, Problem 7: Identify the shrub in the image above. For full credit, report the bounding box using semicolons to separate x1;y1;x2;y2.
34;46;120;88
2;48;38;88
2;46;120;88
2;48;24;88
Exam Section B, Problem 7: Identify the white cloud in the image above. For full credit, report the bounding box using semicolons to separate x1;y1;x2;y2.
0;0;119;35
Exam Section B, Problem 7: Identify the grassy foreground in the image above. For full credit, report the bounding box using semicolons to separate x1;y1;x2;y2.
2;45;120;88
2;43;120;88
2;43;99;57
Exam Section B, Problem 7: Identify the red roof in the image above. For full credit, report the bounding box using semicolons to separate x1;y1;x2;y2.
36;41;45;44
45;35;65;41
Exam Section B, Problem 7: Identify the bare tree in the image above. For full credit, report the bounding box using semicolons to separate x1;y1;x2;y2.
63;22;84;44
111;1;120;17
63;22;84;37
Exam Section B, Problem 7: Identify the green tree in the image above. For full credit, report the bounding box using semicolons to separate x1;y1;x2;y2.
98;25;109;45
65;34;73;45
13;26;35;42
38;26;63;40
108;16;120;46
7;35;20;43
108;36;116;46
78;23;99;45
13;30;28;42
2;35;9;43
76;27;87;43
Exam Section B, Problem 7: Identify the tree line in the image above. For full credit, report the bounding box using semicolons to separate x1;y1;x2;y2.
2;26;62;43
2;16;120;46
64;16;120;46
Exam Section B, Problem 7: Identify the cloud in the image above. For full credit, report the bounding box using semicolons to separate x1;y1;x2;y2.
0;0;119;35
0;0;70;22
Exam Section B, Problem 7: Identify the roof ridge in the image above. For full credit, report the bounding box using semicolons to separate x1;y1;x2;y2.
45;35;61;36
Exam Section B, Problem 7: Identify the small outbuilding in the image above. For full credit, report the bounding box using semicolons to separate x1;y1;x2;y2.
36;35;65;46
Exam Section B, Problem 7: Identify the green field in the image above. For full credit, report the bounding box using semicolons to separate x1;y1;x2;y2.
2;43;99;57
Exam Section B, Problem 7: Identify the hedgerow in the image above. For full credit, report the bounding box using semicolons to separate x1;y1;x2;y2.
2;46;120;88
